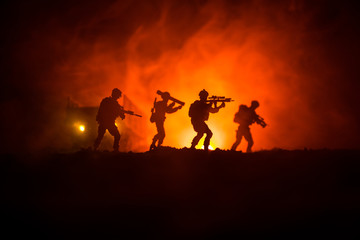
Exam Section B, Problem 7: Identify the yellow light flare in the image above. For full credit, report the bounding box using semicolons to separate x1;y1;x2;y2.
179;126;223;150
79;125;85;132
201;144;215;150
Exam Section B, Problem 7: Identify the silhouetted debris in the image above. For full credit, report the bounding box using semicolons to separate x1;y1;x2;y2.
1;149;359;238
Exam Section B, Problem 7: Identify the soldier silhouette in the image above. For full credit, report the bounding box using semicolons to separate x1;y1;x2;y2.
93;88;125;152
231;100;267;152
189;89;225;151
150;91;183;150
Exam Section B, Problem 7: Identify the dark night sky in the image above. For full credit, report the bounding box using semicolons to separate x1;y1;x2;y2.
1;0;360;153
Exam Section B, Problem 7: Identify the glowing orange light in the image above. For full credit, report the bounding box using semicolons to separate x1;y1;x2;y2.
178;126;224;150
79;125;85;132
201;145;215;150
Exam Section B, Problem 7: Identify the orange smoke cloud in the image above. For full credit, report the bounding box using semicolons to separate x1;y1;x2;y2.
3;0;360;153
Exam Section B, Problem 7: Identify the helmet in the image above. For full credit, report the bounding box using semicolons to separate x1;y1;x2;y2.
161;91;170;100
112;88;122;98
199;89;209;99
251;100;259;108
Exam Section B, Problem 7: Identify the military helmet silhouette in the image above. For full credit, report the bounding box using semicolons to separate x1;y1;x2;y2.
251;100;259;108
199;89;209;99
161;91;170;100
112;88;122;98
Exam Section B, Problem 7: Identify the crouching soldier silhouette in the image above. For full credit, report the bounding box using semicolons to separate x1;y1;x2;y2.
231;100;267;152
149;91;184;150
93;88;125;152
189;89;226;151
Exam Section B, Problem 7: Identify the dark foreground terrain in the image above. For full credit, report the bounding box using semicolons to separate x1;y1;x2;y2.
1;148;359;238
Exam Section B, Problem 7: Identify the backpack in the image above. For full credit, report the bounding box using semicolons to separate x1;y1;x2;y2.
188;101;197;118
234;104;248;123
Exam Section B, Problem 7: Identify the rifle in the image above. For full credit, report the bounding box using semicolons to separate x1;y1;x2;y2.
151;97;157;113
157;90;185;106
150;98;157;123
205;96;234;103
122;109;142;117
255;115;267;128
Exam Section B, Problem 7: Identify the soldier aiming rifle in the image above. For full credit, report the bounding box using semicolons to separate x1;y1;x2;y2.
150;90;184;150
231;100;267;152
189;89;232;151
93;88;127;152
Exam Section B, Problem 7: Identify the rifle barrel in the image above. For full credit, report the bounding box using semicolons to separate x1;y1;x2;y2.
123;110;142;117
209;96;226;99
206;98;233;103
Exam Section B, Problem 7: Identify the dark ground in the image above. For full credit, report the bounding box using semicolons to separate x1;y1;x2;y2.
1;148;359;238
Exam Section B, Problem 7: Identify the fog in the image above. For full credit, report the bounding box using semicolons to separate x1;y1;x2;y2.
1;0;359;153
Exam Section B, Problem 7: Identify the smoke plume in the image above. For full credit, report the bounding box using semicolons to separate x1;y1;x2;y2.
1;0;359;153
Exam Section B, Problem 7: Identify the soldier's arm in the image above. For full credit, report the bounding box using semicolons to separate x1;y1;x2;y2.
166;102;182;113
209;102;225;113
209;107;219;113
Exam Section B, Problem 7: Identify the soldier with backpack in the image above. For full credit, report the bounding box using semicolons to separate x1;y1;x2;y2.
231;100;267;152
188;89;225;151
93;88;125;152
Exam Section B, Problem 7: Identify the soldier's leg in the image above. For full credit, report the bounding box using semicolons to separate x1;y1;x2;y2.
191;132;204;149
203;124;213;151
94;124;106;150
108;124;121;152
191;121;205;149
150;121;163;150
243;128;253;153
156;121;166;147
150;133;159;150
150;136;157;150
231;127;243;151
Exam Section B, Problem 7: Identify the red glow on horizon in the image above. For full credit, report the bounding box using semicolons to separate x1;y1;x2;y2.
18;0;358;152
53;1;320;151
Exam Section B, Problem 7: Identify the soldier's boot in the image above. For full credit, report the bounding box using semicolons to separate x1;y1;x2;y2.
150;138;157;150
231;142;239;151
157;137;164;148
246;140;253;153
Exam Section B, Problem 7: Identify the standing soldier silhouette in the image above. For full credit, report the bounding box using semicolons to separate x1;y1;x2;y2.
231;100;267;152
189;89;225;151
150;91;183;150
93;88;125;152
